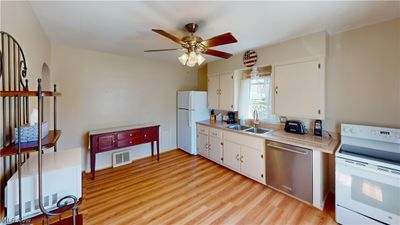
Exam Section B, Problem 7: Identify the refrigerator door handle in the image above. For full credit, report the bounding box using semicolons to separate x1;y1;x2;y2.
189;92;193;110
188;92;193;127
188;111;192;127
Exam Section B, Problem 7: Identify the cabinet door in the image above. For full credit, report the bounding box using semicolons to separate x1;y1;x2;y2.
240;146;265;183
219;73;234;111
223;140;241;171
209;135;223;164
208;76;220;109
274;59;325;119
97;133;116;152
197;132;209;158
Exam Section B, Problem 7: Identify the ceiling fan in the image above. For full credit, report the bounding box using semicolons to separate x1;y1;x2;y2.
144;23;238;67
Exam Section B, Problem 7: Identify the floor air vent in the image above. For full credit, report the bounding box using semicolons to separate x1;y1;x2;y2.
113;150;131;167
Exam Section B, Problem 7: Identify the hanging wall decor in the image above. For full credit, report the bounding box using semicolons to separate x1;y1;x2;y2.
243;50;257;67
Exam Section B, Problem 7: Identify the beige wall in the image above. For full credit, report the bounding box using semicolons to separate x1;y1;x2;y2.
326;18;400;131
0;1;51;187
208;31;328;75
50;45;197;171
197;64;208;91
208;19;400;132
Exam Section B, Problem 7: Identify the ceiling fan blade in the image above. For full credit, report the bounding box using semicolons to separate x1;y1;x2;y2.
203;49;233;59
152;29;184;45
201;33;237;48
144;48;181;52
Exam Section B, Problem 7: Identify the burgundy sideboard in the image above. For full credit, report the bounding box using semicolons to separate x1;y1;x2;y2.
89;124;160;179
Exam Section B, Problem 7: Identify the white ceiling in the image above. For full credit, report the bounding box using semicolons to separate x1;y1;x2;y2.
30;1;400;64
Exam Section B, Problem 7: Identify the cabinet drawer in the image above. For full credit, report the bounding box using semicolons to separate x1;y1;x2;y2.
209;128;222;138
117;137;141;148
97;133;116;153
197;125;209;135
223;131;265;151
143;127;157;141
117;130;142;140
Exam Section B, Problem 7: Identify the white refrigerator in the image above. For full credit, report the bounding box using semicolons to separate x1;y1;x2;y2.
177;91;209;155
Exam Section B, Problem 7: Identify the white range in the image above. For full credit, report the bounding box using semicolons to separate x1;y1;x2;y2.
336;124;400;225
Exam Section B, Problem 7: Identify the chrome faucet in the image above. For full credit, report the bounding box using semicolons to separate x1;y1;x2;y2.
253;109;260;128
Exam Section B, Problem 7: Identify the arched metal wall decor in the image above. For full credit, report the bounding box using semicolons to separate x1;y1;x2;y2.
0;31;79;225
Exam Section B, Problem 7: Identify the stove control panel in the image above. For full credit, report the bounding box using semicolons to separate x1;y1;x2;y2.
341;124;400;144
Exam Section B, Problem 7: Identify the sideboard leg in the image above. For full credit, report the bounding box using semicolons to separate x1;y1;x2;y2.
91;152;96;180
157;141;160;161
151;142;154;156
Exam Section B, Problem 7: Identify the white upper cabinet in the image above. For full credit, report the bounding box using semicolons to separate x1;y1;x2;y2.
207;76;220;109
208;72;238;111
218;73;235;111
274;58;325;119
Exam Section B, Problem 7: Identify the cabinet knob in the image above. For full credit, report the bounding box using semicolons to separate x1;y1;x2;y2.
236;154;239;161
240;155;244;163
144;134;147;138
261;174;264;178
220;142;223;146
130;134;133;137
130;141;132;144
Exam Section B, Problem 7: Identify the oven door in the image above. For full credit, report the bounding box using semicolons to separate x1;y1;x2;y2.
336;157;400;225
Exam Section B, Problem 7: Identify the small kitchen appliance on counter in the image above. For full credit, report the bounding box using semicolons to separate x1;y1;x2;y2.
314;120;322;136
336;124;400;225
227;111;236;124
284;120;306;134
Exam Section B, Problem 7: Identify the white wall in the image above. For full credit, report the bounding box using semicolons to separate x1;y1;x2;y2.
50;45;197;171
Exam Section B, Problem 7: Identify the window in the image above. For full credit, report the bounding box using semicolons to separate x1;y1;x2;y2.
248;76;276;121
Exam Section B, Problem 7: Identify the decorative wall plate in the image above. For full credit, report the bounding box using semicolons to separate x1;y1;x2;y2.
243;50;257;67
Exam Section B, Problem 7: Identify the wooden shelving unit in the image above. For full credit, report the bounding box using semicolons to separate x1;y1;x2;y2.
0;130;61;157
0;91;61;97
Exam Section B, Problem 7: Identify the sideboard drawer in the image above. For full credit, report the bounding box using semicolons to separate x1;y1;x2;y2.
117;129;142;140
117;137;141;148
97;133;116;153
143;127;157;141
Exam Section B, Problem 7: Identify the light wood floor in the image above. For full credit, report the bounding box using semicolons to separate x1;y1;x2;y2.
77;149;337;225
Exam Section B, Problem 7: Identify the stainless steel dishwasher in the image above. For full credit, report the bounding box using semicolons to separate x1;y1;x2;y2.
266;141;313;203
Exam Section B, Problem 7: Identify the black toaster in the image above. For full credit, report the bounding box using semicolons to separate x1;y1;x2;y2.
284;120;306;134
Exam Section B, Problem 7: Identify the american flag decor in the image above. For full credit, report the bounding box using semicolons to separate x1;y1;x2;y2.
243;50;257;67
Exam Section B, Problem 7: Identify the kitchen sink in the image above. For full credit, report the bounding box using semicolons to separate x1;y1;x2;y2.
226;124;251;131
244;127;271;134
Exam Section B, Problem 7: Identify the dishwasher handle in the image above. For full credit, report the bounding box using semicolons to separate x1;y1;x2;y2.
267;143;309;155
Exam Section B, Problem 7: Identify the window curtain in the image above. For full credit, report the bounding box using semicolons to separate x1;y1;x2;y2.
238;79;251;119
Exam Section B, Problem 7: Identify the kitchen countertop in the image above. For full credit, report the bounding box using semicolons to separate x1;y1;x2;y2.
197;120;339;154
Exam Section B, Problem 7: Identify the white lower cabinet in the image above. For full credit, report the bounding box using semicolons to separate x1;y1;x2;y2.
222;140;241;171
197;132;209;157
197;125;266;185
209;136;223;164
197;125;223;165
240;146;265;182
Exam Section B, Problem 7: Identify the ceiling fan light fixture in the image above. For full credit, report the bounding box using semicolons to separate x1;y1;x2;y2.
197;53;205;65
187;51;197;67
178;53;189;65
